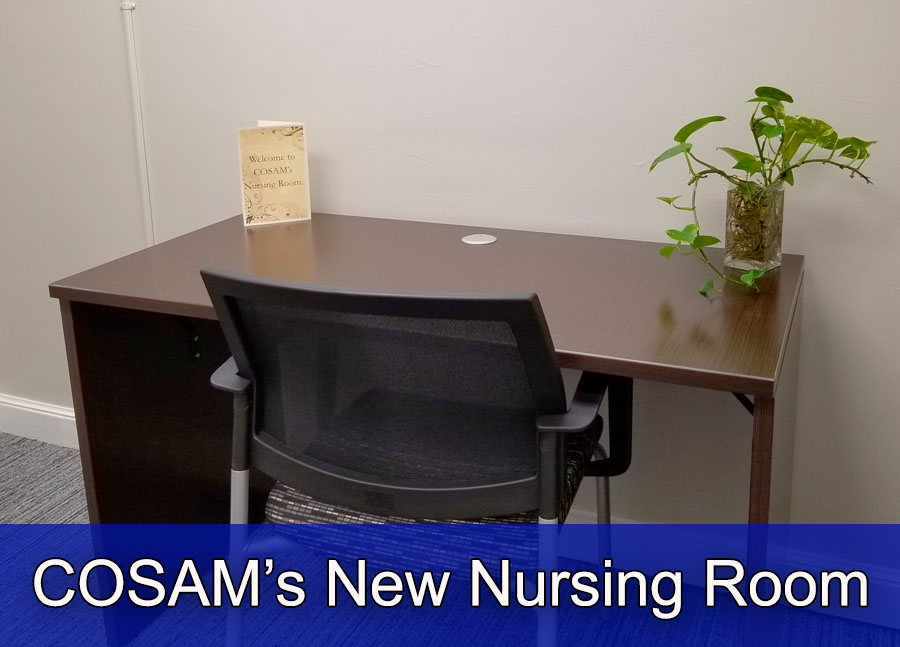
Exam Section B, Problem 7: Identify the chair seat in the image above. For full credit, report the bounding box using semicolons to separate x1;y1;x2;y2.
266;416;602;525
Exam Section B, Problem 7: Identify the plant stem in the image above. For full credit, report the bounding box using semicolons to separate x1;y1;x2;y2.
687;153;742;186
778;158;873;184
689;175;701;228
750;105;770;186
683;151;697;176
689;169;730;184
771;133;786;177
698;248;755;291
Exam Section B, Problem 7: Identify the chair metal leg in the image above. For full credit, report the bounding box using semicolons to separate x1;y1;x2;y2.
596;476;610;523
226;525;247;647
592;446;613;613
230;469;250;524
227;468;251;647
592;447;611;525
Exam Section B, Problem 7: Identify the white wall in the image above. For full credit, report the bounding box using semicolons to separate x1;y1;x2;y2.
133;0;899;523
3;1;898;522
0;2;145;415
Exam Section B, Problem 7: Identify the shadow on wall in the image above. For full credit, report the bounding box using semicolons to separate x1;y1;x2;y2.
568;377;752;524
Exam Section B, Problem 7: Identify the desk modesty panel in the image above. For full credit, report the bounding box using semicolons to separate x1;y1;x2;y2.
50;213;803;397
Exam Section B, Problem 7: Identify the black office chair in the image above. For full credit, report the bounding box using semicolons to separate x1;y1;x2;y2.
203;268;636;641
202;268;624;530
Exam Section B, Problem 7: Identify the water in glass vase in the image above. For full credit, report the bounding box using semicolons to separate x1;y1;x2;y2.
725;183;784;272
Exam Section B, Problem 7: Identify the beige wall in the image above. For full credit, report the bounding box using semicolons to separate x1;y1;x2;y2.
0;1;146;406
3;1;898;522
134;0;900;523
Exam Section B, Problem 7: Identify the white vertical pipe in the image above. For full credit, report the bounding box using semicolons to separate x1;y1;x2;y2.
120;1;156;246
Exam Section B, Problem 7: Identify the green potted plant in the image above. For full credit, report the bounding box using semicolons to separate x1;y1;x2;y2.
650;86;875;294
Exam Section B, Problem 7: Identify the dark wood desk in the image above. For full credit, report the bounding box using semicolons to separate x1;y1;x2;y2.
50;213;803;524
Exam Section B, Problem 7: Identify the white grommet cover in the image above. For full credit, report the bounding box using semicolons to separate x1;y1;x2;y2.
461;233;497;245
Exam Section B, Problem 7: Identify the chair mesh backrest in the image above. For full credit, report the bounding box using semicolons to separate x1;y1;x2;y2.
202;270;567;492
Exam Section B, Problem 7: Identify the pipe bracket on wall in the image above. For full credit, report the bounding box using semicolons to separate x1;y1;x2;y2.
120;0;156;246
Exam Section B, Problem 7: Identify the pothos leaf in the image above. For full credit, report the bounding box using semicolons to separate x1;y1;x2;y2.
817;136;849;151
780;130;805;165
761;103;785;120
845;137;877;149
740;269;765;286
665;223;699;244
691;235;721;249
762;124;784;138
659;245;677;259
752;120;766;138
673;116;726;143
783;116;836;146
718;147;757;163
699;279;715;295
836;138;876;158
755;86;794;103
657;196;682;205
840;146;870;160
733;158;764;175
650;142;692;172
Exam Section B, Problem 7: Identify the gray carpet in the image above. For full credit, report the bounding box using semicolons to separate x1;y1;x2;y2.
0;431;88;523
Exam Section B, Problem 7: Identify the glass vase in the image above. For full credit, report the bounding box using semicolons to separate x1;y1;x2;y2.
724;183;784;272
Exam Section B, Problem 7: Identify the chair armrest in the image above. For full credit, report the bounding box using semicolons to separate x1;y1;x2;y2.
585;375;633;477
211;357;251;394
536;372;608;434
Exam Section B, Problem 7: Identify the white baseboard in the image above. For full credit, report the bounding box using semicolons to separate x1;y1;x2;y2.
565;506;636;526
0;393;77;449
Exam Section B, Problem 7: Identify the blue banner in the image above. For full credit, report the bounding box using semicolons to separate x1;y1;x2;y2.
2;524;898;646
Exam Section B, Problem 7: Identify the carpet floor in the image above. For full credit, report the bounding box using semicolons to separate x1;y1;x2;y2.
0;431;88;523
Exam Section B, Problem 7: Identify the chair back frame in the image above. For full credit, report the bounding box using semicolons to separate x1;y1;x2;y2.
202;268;568;520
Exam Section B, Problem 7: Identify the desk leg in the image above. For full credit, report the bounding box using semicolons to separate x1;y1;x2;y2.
748;396;775;524
745;399;776;647
746;398;777;644
747;290;801;526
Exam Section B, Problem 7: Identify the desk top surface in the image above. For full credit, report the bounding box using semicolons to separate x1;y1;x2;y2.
50;214;803;396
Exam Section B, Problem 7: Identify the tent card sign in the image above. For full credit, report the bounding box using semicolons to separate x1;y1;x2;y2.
239;121;311;226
